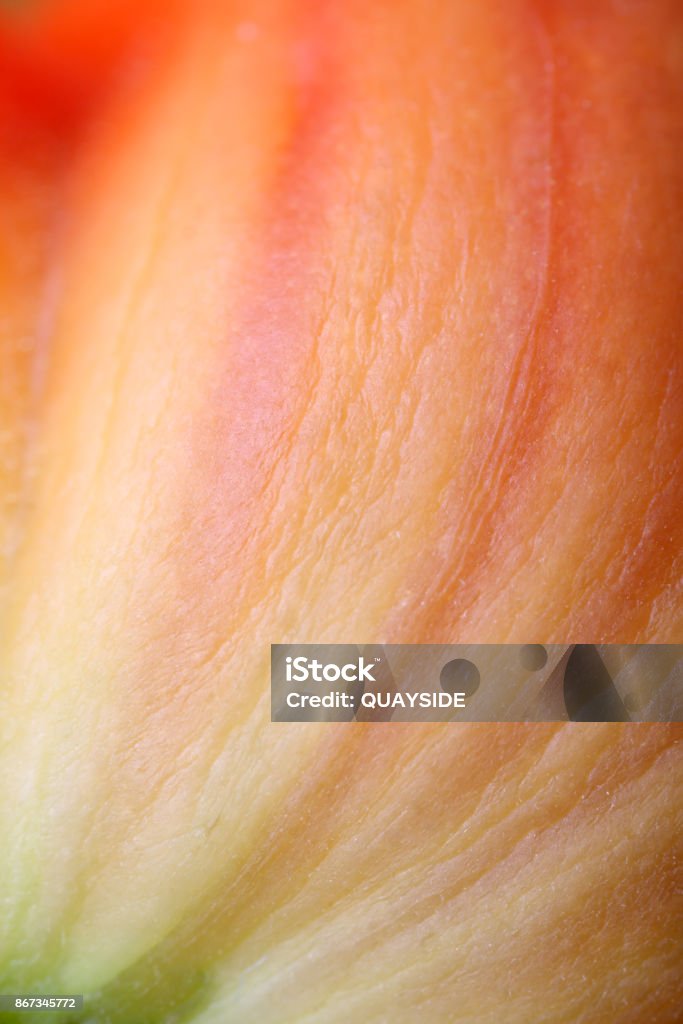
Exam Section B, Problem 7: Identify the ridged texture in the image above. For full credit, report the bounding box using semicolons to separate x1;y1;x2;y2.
0;1;681;1021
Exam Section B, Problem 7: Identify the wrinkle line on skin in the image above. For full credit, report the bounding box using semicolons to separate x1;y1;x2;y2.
146;728;560;974
76;45;216;536
431;25;556;617
264;747;678;1024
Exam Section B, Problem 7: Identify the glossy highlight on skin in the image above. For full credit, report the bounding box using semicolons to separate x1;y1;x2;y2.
0;1;681;1022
